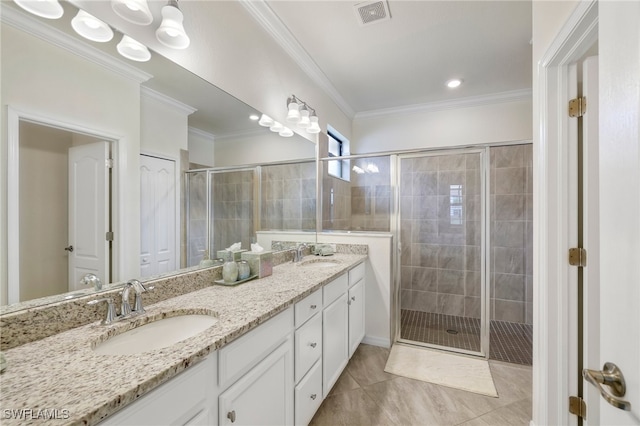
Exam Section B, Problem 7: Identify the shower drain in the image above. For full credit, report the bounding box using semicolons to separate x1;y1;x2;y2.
446;329;459;335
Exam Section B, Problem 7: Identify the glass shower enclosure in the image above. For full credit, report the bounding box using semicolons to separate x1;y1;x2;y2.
396;149;489;356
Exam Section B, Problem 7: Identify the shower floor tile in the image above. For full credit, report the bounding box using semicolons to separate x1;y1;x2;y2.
400;309;533;366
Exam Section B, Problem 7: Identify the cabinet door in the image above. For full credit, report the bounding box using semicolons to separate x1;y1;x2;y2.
348;279;365;358
219;337;294;426
322;293;348;398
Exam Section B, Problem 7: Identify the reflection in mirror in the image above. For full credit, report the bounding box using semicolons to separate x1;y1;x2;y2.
185;160;317;267
1;1;316;310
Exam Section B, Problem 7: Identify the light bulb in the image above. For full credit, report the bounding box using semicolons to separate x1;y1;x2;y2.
156;1;190;49
258;114;273;127
286;102;301;123
269;121;284;133
111;0;153;25
14;0;63;19
279;127;294;137
117;35;151;62
71;10;114;43
307;116;321;134
298;108;310;129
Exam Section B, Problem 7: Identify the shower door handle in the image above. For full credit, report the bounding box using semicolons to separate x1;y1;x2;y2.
583;362;632;411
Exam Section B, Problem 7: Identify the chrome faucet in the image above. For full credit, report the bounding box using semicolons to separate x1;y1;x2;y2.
88;279;150;325
121;279;148;316
292;244;308;263
80;273;102;291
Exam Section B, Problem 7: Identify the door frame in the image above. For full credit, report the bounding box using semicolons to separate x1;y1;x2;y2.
6;106;123;303
535;1;597;424
139;151;181;276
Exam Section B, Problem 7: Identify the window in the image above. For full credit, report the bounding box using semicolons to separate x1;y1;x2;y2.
449;184;463;225
327;130;350;181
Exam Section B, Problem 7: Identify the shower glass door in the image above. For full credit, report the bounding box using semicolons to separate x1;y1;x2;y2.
397;149;488;356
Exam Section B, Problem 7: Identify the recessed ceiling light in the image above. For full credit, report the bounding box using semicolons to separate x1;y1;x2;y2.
249;114;259;121
446;79;462;89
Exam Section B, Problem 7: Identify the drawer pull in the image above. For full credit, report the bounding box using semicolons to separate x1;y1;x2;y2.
309;342;317;348
310;394;317;400
310;304;317;309
227;410;236;423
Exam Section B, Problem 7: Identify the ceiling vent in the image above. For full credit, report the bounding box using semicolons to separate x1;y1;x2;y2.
354;0;391;26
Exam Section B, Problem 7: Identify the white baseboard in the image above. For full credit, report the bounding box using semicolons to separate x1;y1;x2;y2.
362;335;390;348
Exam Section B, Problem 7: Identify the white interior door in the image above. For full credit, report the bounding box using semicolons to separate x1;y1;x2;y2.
68;141;109;291
140;155;176;278
584;2;640;424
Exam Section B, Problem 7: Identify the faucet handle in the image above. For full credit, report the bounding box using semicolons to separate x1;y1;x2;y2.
131;281;153;314
87;297;118;325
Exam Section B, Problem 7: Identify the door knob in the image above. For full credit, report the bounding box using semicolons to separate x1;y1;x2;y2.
583;362;632;411
64;245;74;252
227;410;236;423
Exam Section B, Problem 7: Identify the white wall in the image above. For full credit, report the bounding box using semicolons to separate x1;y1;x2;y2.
213;131;316;168
140;90;190;161
352;98;532;153
188;128;215;168
0;23;141;304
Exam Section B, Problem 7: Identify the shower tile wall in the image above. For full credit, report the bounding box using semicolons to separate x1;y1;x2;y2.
261;162;316;230
322;174;352;230
400;153;482;319
490;144;533;324
350;157;391;232
210;170;254;255
186;171;208;266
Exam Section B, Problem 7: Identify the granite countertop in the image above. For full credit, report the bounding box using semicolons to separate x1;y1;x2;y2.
0;254;366;426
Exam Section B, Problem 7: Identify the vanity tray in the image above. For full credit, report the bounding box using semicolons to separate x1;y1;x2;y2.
214;275;258;286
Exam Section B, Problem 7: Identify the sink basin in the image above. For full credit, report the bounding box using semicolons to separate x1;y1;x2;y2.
93;315;218;355
299;259;340;269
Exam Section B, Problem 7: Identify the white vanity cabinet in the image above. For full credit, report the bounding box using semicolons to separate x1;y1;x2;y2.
348;263;366;358
218;308;294;425
99;353;218;426
322;274;349;398
293;289;323;425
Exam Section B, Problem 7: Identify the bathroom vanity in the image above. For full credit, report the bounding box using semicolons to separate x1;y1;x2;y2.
0;252;366;425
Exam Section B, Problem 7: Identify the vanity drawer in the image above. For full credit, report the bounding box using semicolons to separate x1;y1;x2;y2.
349;262;365;287
218;307;293;390
294;288;322;327
294;313;322;383
294;360;323;426
323;273;348;306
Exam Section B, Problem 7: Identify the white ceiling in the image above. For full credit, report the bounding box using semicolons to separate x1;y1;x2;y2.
264;0;533;115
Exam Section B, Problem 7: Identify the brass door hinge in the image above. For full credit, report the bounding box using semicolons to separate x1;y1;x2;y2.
569;97;587;117
569;247;587;267
569;395;587;420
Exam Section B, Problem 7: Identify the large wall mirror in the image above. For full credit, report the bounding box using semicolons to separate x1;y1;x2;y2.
1;1;317;310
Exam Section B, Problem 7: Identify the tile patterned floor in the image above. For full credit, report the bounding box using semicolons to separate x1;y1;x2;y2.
310;344;532;426
400;310;533;365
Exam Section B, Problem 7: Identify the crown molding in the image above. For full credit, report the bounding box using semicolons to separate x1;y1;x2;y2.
141;87;197;116
214;128;271;142
188;126;215;141
1;3;152;84
354;89;533;120
239;0;355;119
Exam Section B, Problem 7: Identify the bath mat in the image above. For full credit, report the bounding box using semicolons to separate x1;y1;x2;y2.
384;344;498;397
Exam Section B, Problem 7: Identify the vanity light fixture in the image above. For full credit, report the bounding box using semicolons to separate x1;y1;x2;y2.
279;127;294;137
156;0;190;49
286;94;321;134
258;114;274;127
71;10;114;43
307;110;321;134
249;114;260;121
269;121;284;133
446;78;462;88
286;95;301;123
297;106;310;129
14;0;63;19
117;35;151;62
111;0;153;25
